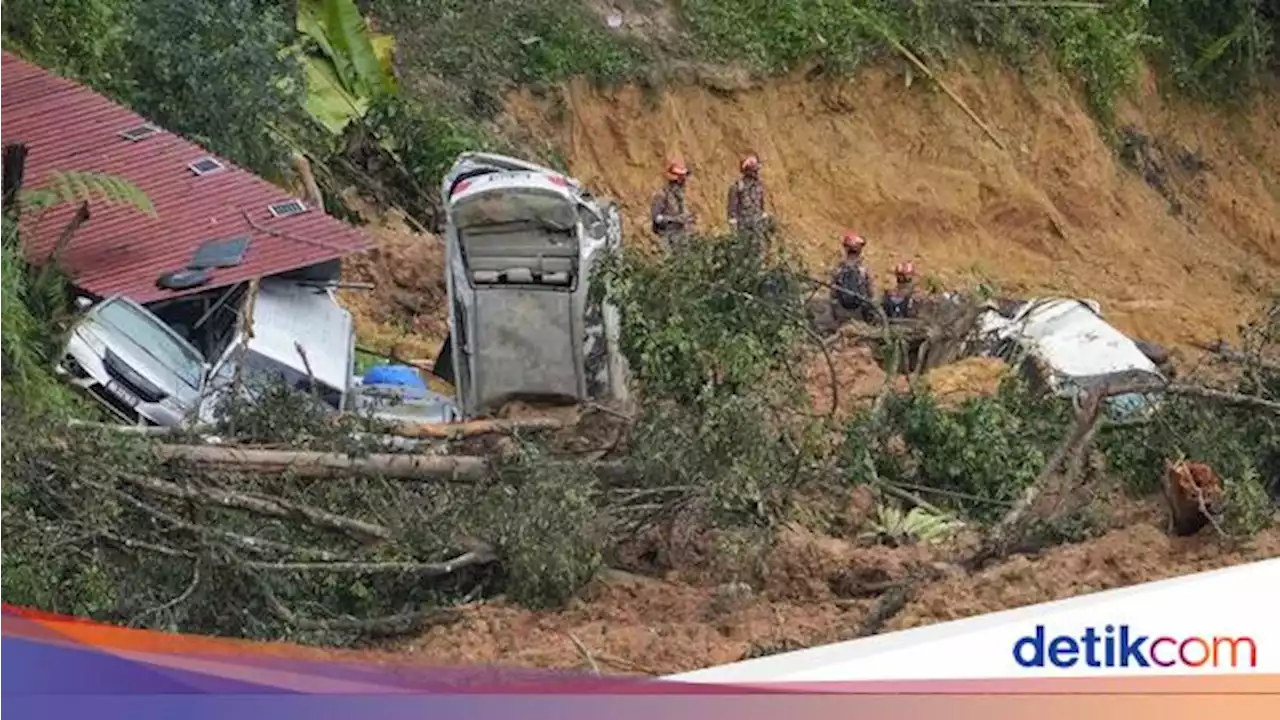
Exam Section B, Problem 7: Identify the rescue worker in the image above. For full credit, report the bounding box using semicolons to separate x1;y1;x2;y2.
829;231;876;324
882;261;920;319
726;153;772;235
650;159;694;254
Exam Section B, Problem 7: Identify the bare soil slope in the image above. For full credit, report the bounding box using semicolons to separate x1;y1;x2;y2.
503;57;1280;350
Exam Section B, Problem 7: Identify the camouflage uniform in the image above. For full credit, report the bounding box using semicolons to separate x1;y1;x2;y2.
651;181;691;254
727;175;769;233
830;260;875;324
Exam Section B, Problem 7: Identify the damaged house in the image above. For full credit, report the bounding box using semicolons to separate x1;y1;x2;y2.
2;51;374;426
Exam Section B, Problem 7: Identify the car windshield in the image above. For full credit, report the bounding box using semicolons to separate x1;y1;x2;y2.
95;299;206;389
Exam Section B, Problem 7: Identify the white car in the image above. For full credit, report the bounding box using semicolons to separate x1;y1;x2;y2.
978;297;1167;420
58;295;209;426
437;152;630;418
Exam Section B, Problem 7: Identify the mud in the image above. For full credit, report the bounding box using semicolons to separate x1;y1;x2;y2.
338;198;450;362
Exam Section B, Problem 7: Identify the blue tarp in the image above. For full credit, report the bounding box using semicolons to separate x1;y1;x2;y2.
361;364;428;399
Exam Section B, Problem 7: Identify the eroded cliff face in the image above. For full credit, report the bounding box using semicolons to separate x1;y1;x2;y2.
502;57;1279;350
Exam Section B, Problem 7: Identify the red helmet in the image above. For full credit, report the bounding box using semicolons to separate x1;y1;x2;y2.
741;154;761;172
665;159;690;181
895;261;916;280
841;231;866;252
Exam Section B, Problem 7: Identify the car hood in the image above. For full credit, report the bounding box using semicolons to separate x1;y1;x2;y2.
76;317;204;407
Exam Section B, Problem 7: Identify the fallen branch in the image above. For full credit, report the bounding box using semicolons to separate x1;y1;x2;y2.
568;632;602;676
79;475;343;560
260;583;465;635
119;473;393;541
243;548;496;575
962;371;1157;568
153;445;492;481
1167;383;1280;413
884;38;1006;151
129;564;201;627
389;417;566;439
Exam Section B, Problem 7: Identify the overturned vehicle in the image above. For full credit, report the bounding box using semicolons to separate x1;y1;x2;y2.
975;297;1170;421
433;152;631;418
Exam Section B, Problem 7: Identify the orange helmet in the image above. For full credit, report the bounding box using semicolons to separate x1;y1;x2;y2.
895;261;916;280
741;153;761;173
665;159;690;182
841;231;866;252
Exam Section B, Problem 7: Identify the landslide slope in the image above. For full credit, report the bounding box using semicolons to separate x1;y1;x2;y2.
502;58;1280;351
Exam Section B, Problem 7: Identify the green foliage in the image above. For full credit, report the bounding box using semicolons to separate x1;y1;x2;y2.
482;444;608;608
597;231;824;535
20;171;156;218
846;377;1073;523
2;206;97;418
125;0;305;176
362;94;495;201
369;0;646;104
1147;0;1276;101
596;232;806;408
296;0;399;134
1;0;137;99
860;502;964;547
1220;469;1273;538
680;0;1152;122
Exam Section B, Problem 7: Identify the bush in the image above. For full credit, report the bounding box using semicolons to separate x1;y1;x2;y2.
355;93;496;224
1147;0;1276;101
481;444;608;608
1;0;137;100
125;0;305;177
846;376;1073;523
369;0;646;104
596;231;808;408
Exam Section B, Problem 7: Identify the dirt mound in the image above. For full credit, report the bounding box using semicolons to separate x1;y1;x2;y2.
504;57;1280;351
924;356;1009;405
389;514;1278;674
803;339;897;417
402;569;855;674
892;520;1280;633
338;199;450;361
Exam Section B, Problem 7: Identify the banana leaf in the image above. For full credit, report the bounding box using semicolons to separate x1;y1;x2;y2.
297;0;395;99
301;53;370;135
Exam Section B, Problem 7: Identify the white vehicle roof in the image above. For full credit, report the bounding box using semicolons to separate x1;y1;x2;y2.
993;298;1160;380
246;280;353;392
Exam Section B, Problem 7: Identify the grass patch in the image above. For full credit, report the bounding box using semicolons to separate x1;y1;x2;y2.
369;0;648;109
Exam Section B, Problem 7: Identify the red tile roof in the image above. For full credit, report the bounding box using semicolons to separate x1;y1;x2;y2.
1;51;373;304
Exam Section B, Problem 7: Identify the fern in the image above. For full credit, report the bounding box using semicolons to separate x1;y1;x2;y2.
20;171;156;218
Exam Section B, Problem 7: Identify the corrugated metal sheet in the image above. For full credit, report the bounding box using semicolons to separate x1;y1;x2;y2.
1;51;373;304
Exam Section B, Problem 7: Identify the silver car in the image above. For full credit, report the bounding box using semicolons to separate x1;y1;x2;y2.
57;295;209;427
